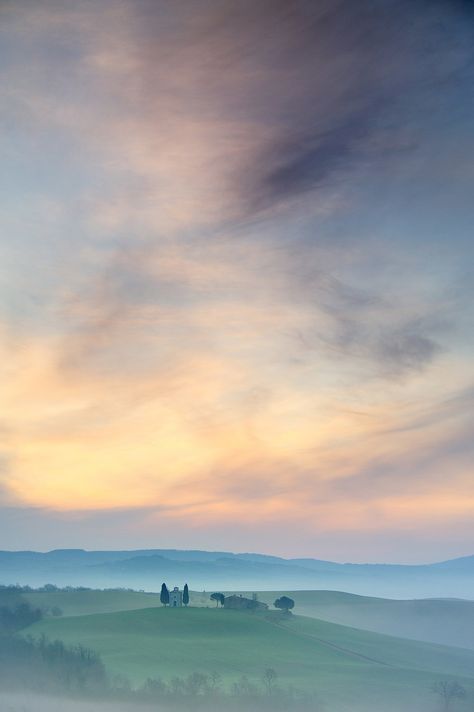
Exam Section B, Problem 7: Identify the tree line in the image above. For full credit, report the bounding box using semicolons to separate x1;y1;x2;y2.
0;601;42;632
136;668;319;710
0;583;144;593
0;634;107;694
0;597;107;695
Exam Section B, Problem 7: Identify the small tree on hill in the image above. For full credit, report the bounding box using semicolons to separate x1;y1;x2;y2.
262;668;278;695
210;592;225;607
431;680;466;711
209;671;222;694
274;596;294;614
183;583;189;607
160;583;169;606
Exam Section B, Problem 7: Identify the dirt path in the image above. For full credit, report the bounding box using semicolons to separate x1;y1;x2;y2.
269;618;394;667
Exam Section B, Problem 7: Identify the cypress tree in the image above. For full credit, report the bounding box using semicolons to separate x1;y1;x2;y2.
160;583;169;606
183;583;189;607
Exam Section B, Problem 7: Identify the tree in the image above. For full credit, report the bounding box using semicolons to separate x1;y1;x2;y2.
232;675;259;698
141;677;167;696
210;592;225;607
262;668;278;695
274;596;294;614
431;681;466;711
183;583;189;607
184;671;208;696
208;671;222;695
160;583;169;606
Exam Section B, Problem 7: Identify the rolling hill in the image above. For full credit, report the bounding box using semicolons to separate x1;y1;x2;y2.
20;586;474;651
25;605;474;712
227;589;474;650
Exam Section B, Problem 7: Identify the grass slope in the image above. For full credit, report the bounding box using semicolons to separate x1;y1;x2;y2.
23;588;474;650
25;606;474;712
23;589;162;617
229;590;474;650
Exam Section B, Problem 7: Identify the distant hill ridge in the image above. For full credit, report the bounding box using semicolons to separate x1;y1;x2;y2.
0;548;473;599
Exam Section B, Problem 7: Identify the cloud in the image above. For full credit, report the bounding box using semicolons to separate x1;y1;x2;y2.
247;115;373;212
0;0;473;560
382;385;474;435
372;323;440;373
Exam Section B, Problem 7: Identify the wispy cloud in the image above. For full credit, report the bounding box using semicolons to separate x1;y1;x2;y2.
0;0;473;559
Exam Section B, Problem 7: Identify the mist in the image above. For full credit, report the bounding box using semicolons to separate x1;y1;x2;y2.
1;582;474;712
2;549;474;600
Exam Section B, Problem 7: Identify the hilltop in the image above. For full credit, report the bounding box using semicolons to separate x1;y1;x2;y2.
20;586;474;650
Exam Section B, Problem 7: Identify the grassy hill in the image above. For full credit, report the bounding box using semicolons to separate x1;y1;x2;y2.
228;589;474;650
23;589;162;617
22;587;474;650
25;606;474;712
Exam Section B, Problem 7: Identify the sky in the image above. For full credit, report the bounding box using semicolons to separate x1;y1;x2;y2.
0;0;473;563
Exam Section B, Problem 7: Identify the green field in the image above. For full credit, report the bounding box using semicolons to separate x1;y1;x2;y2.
23;589;163;617
225;589;474;650
24;587;474;652
25;603;474;712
